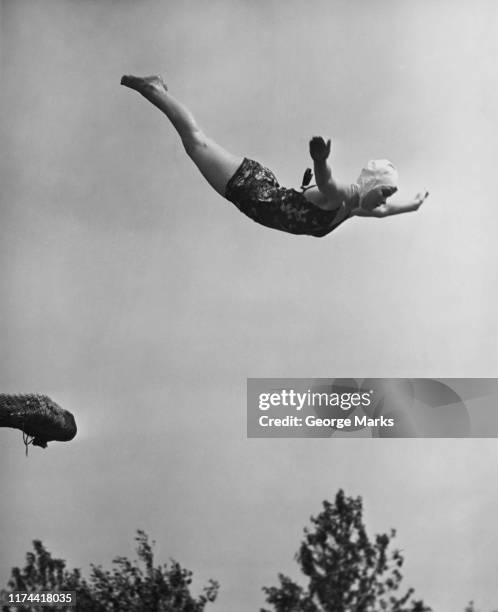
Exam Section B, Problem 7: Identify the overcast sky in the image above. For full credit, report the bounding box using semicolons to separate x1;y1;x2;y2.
1;1;498;611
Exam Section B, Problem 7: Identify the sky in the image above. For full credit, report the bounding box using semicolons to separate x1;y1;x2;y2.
1;0;498;611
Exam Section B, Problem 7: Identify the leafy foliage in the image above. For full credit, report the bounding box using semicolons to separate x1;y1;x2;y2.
1;530;218;612
262;490;430;612
3;495;492;612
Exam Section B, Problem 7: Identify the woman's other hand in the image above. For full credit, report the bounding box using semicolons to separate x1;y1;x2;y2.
309;136;331;161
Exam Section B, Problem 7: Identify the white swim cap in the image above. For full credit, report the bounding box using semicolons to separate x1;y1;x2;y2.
357;159;398;199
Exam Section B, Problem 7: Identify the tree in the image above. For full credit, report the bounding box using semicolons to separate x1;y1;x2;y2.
1;531;218;612
262;490;430;612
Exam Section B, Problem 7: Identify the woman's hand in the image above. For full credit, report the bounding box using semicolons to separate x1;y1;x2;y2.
309;136;331;162
412;190;430;210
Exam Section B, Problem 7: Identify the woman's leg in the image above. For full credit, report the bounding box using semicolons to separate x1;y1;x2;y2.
121;75;243;196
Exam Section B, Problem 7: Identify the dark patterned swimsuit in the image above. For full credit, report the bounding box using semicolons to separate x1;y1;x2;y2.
224;158;358;237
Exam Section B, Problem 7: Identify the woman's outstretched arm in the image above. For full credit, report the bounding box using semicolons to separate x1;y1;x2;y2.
384;191;430;216
353;191;430;217
309;137;352;209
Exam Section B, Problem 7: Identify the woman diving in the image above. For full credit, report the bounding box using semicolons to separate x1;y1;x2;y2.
121;75;429;238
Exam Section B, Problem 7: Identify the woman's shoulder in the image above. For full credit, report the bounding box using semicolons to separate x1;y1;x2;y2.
303;183;359;212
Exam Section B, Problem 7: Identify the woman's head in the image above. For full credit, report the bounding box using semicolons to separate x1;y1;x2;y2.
357;159;398;209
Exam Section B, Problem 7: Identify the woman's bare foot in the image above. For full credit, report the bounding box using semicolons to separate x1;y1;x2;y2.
120;75;168;102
